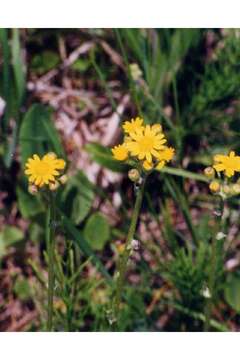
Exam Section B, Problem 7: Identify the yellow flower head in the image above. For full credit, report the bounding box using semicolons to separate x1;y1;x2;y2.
25;153;66;188
209;180;220;193
213;151;240;177
122;117;144;135
125;124;166;163
112;117;174;173
111;144;128;161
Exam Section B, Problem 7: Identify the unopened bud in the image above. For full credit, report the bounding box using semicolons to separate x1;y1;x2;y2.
209;180;220;193
222;184;231;195
59;174;68;185
204;167;215;178
47;152;57;159
49;181;59;191
28;184;38;195
231;183;240;195
128;169;140;182
130;63;143;81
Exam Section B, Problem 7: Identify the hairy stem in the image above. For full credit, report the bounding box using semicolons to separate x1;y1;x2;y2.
46;193;56;331
204;196;224;331
113;178;146;324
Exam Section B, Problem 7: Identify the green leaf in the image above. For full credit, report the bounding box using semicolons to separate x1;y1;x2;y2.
13;278;31;301
0;225;24;257
11;28;26;106
58;210;111;282
71;58;90;72
158;166;208;183
16;182;44;218
224;273;240;312
19;104;65;166
62;171;94;224
30;51;60;75
86;142;127;172
84;212;110;251
0;28;11;130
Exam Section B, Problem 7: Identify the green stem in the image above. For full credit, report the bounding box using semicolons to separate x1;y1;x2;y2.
113;177;146;323
204;196;224;331
46;192;56;331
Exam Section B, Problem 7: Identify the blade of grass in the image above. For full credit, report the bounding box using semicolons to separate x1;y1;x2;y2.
158;166;208;183
58;210;112;283
0;28;10;132
12;28;26;106
164;176;198;245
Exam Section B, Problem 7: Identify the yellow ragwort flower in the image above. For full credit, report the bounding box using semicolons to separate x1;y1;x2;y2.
213;151;240;177
125;124;166;163
122;117;145;135
25;153;66;188
112;144;128;161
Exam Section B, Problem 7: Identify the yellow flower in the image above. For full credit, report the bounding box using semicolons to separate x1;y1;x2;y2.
112;144;128;161
209;180;220;192
213;151;240;177
125;124;166;163
122;117;144;135
25;153;66;188
143;160;154;171
156;147;175;162
156;161;165;170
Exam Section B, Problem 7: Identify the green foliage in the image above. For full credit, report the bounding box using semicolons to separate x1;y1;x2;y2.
12;29;26;106
71;58;90;72
84;212;110;251
30;51;60;75
13;277;31;301
61;171;94;224
163;244;208;310
0;29;26;167
59;210;111;282
0;225;24;257
19;104;65;166
224;272;240;313
16;181;44;218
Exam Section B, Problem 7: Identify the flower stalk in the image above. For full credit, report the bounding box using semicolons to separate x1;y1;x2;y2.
204;195;224;331
112;177;146;323
46;191;56;331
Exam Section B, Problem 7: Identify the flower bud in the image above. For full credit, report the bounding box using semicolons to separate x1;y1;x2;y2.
28;184;38;195
49;181;59;191
204;167;215;178
128;169;140;182
130;63;142;81
231;183;240;195
47;152;57;159
222;184;231;195
209;180;220;192
59;174;68;185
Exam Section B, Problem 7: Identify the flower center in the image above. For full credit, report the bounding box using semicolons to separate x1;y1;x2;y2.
139;136;154;152
225;159;237;169
34;161;51;176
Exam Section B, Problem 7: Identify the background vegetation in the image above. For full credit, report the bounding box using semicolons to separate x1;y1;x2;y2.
1;28;240;331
